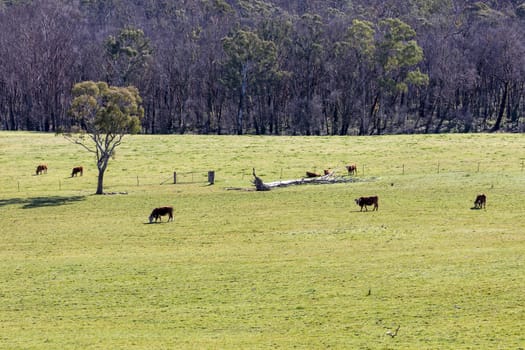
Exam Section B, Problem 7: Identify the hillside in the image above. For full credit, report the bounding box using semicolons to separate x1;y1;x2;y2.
1;0;525;134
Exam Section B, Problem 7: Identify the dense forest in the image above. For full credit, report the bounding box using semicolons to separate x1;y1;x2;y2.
1;0;525;135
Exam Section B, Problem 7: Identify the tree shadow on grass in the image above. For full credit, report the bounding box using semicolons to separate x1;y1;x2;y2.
0;195;86;209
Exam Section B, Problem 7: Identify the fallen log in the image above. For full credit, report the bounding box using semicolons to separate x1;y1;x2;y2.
262;173;365;189
252;168;270;191
224;168;373;191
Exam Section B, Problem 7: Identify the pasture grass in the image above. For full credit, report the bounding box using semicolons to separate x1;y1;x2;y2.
0;131;524;349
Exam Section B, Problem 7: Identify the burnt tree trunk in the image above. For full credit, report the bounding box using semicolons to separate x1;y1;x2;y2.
491;81;508;132
252;168;270;191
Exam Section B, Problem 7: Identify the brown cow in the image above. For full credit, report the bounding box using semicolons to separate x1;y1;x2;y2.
323;169;333;176
36;164;47;175
355;196;379;211
71;166;83;177
149;206;174;223
306;171;321;178
474;194;486;209
346;164;357;176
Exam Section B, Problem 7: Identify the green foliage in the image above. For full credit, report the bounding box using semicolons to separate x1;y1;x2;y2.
4;0;525;135
202;0;233;14
377;18;428;93
222;28;279;133
382;18;417;42
409;0;452;16
222;29;278;76
1;132;524;348
406;68;430;87
68;81;144;194
237;0;277;17
378;18;422;71
70;81;143;135
347;19;375;58
294;13;325;60
104;27;153;85
337;17;428;101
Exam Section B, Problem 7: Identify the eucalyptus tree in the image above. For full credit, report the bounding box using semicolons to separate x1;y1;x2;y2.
67;81;144;194
466;21;525;132
195;0;235;134
371;18;428;134
0;1;82;131
332;18;376;135
222;29;278;134
253;15;293;134
104;26;153;86
147;14;196;134
287;13;325;135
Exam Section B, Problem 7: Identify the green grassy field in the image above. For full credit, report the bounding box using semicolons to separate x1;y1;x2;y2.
0;132;524;349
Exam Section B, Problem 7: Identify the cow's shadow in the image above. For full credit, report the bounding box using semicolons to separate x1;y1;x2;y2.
0;195;86;209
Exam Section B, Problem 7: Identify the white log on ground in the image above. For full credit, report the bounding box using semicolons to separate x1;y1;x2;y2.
225;169;374;191
262;174;363;188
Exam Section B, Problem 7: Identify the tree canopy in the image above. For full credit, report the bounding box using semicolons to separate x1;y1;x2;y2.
67;81;144;194
2;0;525;134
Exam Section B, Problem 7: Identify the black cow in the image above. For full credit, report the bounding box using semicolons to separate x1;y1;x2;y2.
71;166;83;177
36;164;47;175
149;206;174;223
355;196;379;211
474;194;486;209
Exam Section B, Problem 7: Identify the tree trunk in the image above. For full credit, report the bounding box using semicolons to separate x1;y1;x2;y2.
245;169;362;191
252;168;270;191
491;81;508;132
96;169;105;195
369;93;380;135
237;63;248;135
96;156;109;195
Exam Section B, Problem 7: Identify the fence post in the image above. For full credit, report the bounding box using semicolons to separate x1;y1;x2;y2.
402;164;405;175
173;171;177;184
208;171;215;185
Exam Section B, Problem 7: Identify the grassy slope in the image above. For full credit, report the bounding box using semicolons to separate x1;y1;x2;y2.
0;132;524;349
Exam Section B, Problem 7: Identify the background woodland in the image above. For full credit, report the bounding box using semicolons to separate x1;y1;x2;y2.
2;0;525;135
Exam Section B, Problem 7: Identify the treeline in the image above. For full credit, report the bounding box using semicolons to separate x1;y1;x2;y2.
1;0;525;135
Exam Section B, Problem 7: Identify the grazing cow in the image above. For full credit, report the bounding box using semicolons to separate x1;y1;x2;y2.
71;166;83;177
36;164;47;175
149;206;174;223
346;164;357;176
355;196;379;211
306;171;321;178
474;194;486;209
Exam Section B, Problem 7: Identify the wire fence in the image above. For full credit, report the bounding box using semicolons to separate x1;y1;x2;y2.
4;170;216;194
4;160;525;194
